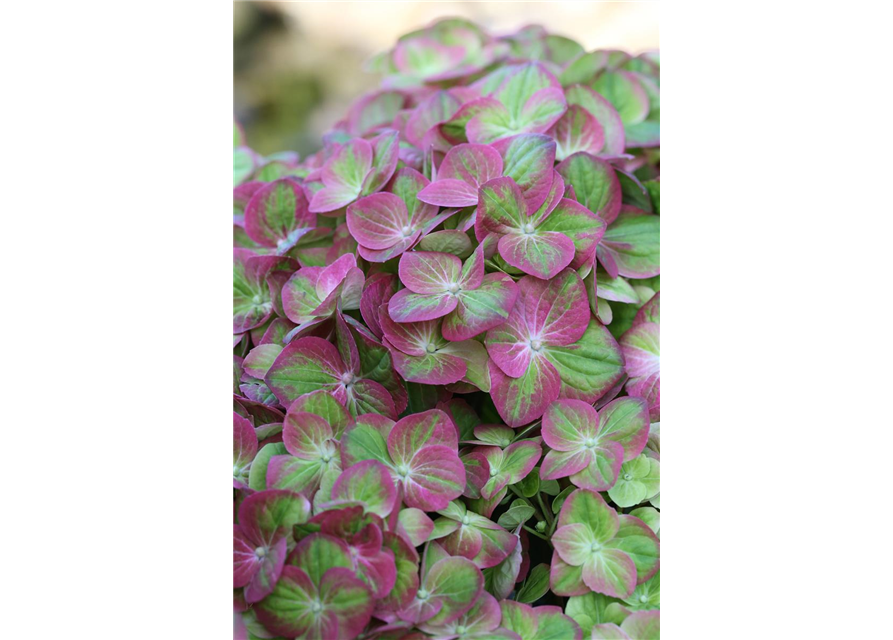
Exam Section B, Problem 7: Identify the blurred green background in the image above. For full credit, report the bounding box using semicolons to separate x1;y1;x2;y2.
233;1;659;158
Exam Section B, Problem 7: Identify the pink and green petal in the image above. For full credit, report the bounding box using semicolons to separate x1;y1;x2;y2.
534;606;583;640
316;567;376;639
310;138;373;213
437;338;491;391
388;409;458;464
620;611;659;640
346;192;410;250
552;523;598;566
388;288;458;323
538;198;606;269
500;601;538;639
596;397;650;460
290;533;354;585
444;275;519;342
518;86;568;132
402;445;466;511
540;448;593;481
398;508;435;547
391;348;467;386
550;104;605;161
564;85;626;156
264;337;345;406
254;565;318;636
242;344;284;380
439;143;505;186
542;399;598;450
599;206;660;278
476;176;529;239
582;548;637;599
549;554;589;597
569;440;625;491
361;130;400;195
488;357;561;428
244;178;315;250
557;489;619;541
238;489;312;548
543;320;625;404
331;460;398;517
556;153;622;225
497;231;576;280
522;269;591;346
399;251;463;294
417;178;479;208
604;515;660;584
289;390;353;440
234;412;259;468
492;134;557;212
591;624;631;640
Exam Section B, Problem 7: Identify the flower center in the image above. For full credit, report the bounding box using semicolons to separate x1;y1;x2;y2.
252;294;262;305
233;465;241;476
623;473;632;481
639;594;648;603
583;438;596;448
522;223;536;235
321;453;332;463
461;515;471;526
255;546;266;558
489;467;499;477
447;283;461;295
590;542;601;553
456;626;468;635
425;343;437;354
340;372;355;386
530;339;543;352
417;589;430;601
311;601;323;614
396;464;411;480
401;225;413;237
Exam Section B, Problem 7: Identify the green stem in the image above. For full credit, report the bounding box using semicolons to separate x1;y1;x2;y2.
522;525;551;543
536;492;554;528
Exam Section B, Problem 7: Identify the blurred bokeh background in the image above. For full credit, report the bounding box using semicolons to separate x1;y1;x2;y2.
234;1;659;157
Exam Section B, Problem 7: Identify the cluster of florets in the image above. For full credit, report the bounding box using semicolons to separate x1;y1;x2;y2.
234;17;659;640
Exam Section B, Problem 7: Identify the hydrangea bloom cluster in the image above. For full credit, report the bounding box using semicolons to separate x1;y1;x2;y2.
234;18;659;640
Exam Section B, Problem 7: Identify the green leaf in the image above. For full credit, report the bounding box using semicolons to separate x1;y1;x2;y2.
516;563;550;604
514;468;541;497
497;501;535;528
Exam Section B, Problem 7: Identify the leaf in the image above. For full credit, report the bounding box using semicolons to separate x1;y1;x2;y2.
516;563;550;603
497;501;535;528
